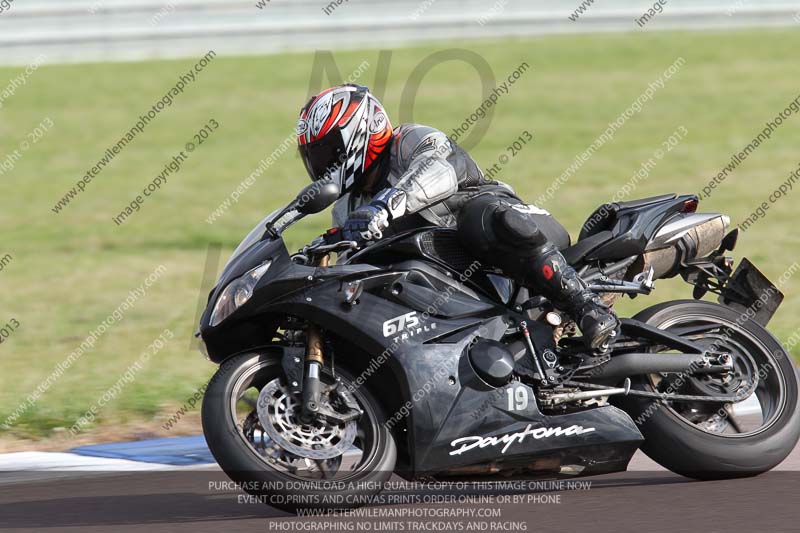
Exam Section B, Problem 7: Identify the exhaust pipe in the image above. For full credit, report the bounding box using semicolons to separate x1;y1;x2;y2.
641;215;728;278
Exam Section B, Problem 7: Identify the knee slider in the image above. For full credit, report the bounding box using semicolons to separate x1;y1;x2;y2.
495;206;548;247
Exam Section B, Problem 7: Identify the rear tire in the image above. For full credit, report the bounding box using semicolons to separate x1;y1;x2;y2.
202;351;396;511
617;300;800;480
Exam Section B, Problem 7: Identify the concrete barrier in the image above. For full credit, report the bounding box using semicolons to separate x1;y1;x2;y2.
0;0;799;65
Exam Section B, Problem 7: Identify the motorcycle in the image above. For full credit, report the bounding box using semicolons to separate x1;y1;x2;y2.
198;180;800;510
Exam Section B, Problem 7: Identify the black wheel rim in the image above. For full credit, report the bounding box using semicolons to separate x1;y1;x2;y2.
648;313;787;438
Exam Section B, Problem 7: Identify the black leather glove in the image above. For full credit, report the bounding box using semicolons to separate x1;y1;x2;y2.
341;188;407;245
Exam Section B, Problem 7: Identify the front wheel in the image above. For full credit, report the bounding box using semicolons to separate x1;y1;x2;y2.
201;351;396;511
616;300;800;480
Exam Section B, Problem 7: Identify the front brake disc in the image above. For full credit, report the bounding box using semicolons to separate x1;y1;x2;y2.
256;378;357;460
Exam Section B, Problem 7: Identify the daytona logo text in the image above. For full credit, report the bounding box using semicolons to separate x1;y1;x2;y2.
449;424;596;456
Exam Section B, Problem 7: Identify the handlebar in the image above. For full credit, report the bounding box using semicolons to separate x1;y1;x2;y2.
307;240;359;255
303;228;358;256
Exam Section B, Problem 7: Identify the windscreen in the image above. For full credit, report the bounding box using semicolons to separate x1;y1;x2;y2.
223;208;283;271
222;206;304;272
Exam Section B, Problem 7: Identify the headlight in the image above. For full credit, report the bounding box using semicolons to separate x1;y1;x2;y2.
210;260;272;326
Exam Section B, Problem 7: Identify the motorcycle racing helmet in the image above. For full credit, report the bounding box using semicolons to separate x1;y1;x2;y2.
297;84;393;195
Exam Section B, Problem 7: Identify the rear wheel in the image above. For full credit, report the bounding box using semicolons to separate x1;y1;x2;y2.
617;300;800;479
202;351;396;511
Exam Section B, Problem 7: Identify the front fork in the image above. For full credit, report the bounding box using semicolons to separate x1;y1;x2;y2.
300;252;329;422
300;324;324;421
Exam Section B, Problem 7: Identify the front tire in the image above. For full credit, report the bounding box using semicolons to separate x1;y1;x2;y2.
202;351;396;511
617;300;800;480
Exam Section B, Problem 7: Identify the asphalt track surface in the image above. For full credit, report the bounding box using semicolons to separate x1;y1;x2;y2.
1;446;798;533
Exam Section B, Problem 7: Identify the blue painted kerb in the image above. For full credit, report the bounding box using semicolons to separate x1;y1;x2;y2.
70;435;215;465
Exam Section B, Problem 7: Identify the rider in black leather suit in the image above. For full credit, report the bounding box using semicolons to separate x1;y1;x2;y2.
297;84;619;349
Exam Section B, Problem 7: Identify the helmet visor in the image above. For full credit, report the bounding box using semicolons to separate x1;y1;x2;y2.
298;131;347;182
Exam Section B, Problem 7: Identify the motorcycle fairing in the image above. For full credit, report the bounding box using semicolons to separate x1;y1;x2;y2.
202;257;501;361
203;248;643;476
346;228;519;302
388;324;643;476
200;236;382;360
241;286;644;478
300;285;644;478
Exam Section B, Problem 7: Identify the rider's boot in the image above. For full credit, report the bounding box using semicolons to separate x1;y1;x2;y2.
456;196;620;350
528;245;620;351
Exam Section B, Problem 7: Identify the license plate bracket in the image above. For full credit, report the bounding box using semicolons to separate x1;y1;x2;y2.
718;257;783;326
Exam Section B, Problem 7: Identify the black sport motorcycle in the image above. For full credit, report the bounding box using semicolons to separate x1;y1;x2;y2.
198;181;800;510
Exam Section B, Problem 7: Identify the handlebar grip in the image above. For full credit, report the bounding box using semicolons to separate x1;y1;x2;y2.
322;227;344;244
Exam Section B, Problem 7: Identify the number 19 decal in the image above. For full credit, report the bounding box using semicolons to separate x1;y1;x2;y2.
507;385;529;411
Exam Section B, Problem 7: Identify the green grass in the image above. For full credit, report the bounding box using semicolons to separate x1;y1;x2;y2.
1;28;800;438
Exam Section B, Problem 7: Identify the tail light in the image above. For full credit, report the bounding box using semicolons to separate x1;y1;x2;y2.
682;198;698;213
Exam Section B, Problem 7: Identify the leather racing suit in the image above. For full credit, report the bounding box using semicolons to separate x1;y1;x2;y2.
337;123;619;349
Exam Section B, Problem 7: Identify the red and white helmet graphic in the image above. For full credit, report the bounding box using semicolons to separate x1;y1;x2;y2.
297;84;392;193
